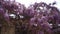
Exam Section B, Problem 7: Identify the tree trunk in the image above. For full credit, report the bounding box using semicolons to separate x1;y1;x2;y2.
1;23;15;34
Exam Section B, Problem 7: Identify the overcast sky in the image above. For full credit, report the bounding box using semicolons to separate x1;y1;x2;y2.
15;0;60;9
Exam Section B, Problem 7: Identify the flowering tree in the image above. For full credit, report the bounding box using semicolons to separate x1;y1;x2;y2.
0;0;60;34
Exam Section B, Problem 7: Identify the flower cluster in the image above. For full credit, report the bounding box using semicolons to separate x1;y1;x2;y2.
0;0;60;34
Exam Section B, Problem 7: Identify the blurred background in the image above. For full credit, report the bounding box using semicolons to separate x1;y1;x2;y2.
16;0;60;9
